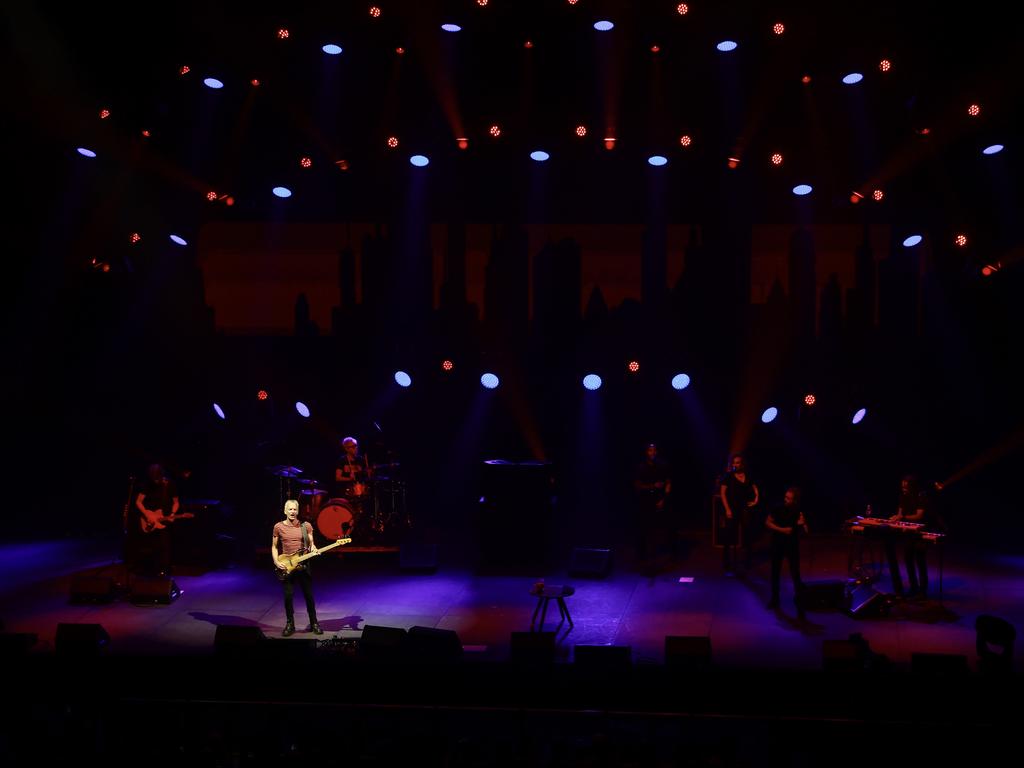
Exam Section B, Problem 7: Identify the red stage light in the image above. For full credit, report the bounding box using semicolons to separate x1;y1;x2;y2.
804;394;816;406
879;59;891;72
727;157;740;169
801;74;812;84
179;65;190;75
387;136;399;148
568;0;580;5
679;135;692;147
489;124;501;138
771;153;783;166
442;359;454;371
277;28;290;40
457;137;469;150
651;44;660;53
251;79;260;87
955;234;968;247
336;159;350;170
130;232;141;244
369;6;381;17
872;189;884;201
628;361;640;373
604;137;616;150
101;263;110;273
396;47;405;55
968;104;980;117
477;0;489;6
300;156;312;168
206;191;218;201
524;40;533;49
225;196;235;206
917;127;931;135
575;125;587;137
99;109;110;119
257;390;269;401
773;22;785;35
850;192;864;204
141;129;151;137
677;3;689;14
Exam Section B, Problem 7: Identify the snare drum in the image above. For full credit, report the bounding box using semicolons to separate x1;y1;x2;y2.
316;498;357;541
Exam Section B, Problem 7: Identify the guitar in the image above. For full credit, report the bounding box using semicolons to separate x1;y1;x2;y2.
139;509;195;533
275;538;352;579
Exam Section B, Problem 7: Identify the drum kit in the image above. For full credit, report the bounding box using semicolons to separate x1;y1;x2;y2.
267;462;408;543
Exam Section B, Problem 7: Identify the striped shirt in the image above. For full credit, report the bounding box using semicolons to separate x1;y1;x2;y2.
274;520;312;556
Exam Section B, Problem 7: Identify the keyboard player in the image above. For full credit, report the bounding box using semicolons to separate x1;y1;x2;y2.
885;475;931;598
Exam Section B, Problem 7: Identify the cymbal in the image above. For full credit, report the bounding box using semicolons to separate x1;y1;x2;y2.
372;462;400;470
299;489;328;496
293;478;322;486
267;465;303;478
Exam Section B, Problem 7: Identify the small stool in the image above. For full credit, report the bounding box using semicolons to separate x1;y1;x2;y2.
530;584;575;631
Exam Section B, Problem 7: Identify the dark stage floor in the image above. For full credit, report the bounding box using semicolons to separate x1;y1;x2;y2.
2;532;1021;673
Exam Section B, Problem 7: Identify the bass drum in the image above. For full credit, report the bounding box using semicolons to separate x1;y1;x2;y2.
316;498;357;541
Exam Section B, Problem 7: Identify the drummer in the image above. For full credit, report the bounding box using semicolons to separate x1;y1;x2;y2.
335;436;371;502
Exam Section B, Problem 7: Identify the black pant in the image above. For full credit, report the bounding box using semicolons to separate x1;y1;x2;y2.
636;497;668;563
885;540;928;595
282;567;318;624
770;535;803;603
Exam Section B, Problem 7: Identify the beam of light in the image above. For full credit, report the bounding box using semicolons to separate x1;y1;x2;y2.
671;373;691;391
852;408;867;424
647;155;668;166
582;374;603;391
982;144;1004;155
902;234;922;247
203;77;224;89
295;402;311;418
716;40;738;52
594;21;614;31
441;23;462;32
409;154;429;167
394;371;412;388
169;234;188;246
481;373;500;389
322;44;343;55
792;184;813;196
761;406;779;423
530;150;550;162
76;148;97;158
272;186;292;198
213;403;226;420
842;72;863;85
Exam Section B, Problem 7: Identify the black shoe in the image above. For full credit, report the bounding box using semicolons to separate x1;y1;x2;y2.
310;622;323;635
282;622;295;637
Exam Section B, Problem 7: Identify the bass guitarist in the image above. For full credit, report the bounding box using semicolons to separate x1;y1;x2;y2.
272;499;323;636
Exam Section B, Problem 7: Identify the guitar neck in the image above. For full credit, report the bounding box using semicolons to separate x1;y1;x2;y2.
294;538;349;564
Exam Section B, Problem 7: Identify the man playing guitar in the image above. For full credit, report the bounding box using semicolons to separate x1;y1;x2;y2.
132;463;184;575
272;499;323;637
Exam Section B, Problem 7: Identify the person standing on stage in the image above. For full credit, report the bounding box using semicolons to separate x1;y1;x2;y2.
887;475;930;598
719;453;759;575
765;487;808;610
272;499;322;637
633;442;673;569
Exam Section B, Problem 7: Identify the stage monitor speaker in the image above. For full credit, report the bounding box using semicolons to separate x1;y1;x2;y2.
822;639;862;671
796;580;846;611
407;626;463;662
399;543;438;573
568;547;612;578
510;631;556;665
69;575;116;604
664;635;712;670
214;625;266;656
55;623;110;656
574;644;632;670
130;576;180;605
846;583;890;618
359;625;408;660
912;652;969;676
